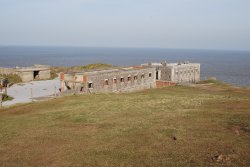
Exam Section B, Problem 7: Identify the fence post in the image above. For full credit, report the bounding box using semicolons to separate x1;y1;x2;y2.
0;92;3;108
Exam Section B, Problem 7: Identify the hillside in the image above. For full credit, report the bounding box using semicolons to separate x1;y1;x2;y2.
0;83;249;166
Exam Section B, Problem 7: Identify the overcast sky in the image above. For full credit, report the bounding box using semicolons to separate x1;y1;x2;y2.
0;0;249;50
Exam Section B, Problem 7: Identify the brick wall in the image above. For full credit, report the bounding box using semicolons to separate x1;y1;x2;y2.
156;81;176;88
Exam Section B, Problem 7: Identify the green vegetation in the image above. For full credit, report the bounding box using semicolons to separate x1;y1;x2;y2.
197;79;226;85
1;94;13;102
50;63;114;79
0;74;22;84
70;63;114;71
50;68;60;79
0;83;249;166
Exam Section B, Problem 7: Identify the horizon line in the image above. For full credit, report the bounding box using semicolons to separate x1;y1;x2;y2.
0;44;250;52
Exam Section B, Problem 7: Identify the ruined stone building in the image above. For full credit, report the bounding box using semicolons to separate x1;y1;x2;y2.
60;61;200;94
142;61;200;84
0;65;51;82
60;67;156;93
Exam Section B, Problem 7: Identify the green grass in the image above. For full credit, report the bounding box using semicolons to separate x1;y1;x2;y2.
50;63;115;79
197;78;227;85
0;84;249;166
70;63;114;71
2;94;13;102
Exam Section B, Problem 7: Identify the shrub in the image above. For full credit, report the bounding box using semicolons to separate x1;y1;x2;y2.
0;74;22;84
1;93;13;102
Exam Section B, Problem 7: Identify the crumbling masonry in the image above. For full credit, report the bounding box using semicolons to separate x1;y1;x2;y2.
60;61;200;94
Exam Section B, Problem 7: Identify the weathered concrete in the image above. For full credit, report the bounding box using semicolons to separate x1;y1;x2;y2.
167;63;200;83
2;79;60;106
0;64;51;82
142;61;200;84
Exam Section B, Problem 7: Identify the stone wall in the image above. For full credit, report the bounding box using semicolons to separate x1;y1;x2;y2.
169;64;200;83
156;81;176;88
159;67;172;81
61;67;156;93
141;61;200;84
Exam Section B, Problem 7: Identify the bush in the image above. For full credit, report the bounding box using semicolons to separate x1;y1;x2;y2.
1;94;13;102
50;69;58;79
0;74;22;84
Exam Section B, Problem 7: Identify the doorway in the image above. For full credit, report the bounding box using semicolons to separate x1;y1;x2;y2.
33;71;40;79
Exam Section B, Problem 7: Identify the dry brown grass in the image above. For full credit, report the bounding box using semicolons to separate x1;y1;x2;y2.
0;84;249;166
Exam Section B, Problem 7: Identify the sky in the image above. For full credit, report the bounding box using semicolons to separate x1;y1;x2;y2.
0;0;250;50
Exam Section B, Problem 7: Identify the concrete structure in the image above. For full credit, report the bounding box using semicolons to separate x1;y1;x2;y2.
60;66;156;94
60;61;200;94
0;65;51;82
2;78;60;107
142;61;200;84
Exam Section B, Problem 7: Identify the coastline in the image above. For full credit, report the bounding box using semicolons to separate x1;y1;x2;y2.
1;47;249;87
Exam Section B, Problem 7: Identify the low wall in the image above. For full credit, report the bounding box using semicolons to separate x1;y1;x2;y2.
17;71;34;82
156;81;176;88
39;70;51;80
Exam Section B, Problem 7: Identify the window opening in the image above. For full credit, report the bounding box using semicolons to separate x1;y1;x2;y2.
104;79;109;85
88;82;93;88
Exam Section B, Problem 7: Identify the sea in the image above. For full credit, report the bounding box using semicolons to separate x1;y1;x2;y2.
0;46;250;87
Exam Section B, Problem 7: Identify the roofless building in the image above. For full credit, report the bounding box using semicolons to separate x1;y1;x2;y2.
60;61;200;94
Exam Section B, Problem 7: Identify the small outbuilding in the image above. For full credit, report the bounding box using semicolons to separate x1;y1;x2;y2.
0;64;51;82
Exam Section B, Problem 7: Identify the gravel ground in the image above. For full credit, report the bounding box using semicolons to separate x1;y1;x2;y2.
2;78;60;106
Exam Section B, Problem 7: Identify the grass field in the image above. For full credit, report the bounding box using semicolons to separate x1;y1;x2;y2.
0;83;249;166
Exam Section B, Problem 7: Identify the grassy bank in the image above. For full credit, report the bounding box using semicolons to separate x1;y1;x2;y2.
50;63;114;79
0;83;249;166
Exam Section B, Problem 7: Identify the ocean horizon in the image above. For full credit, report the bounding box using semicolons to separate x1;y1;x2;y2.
0;46;250;87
